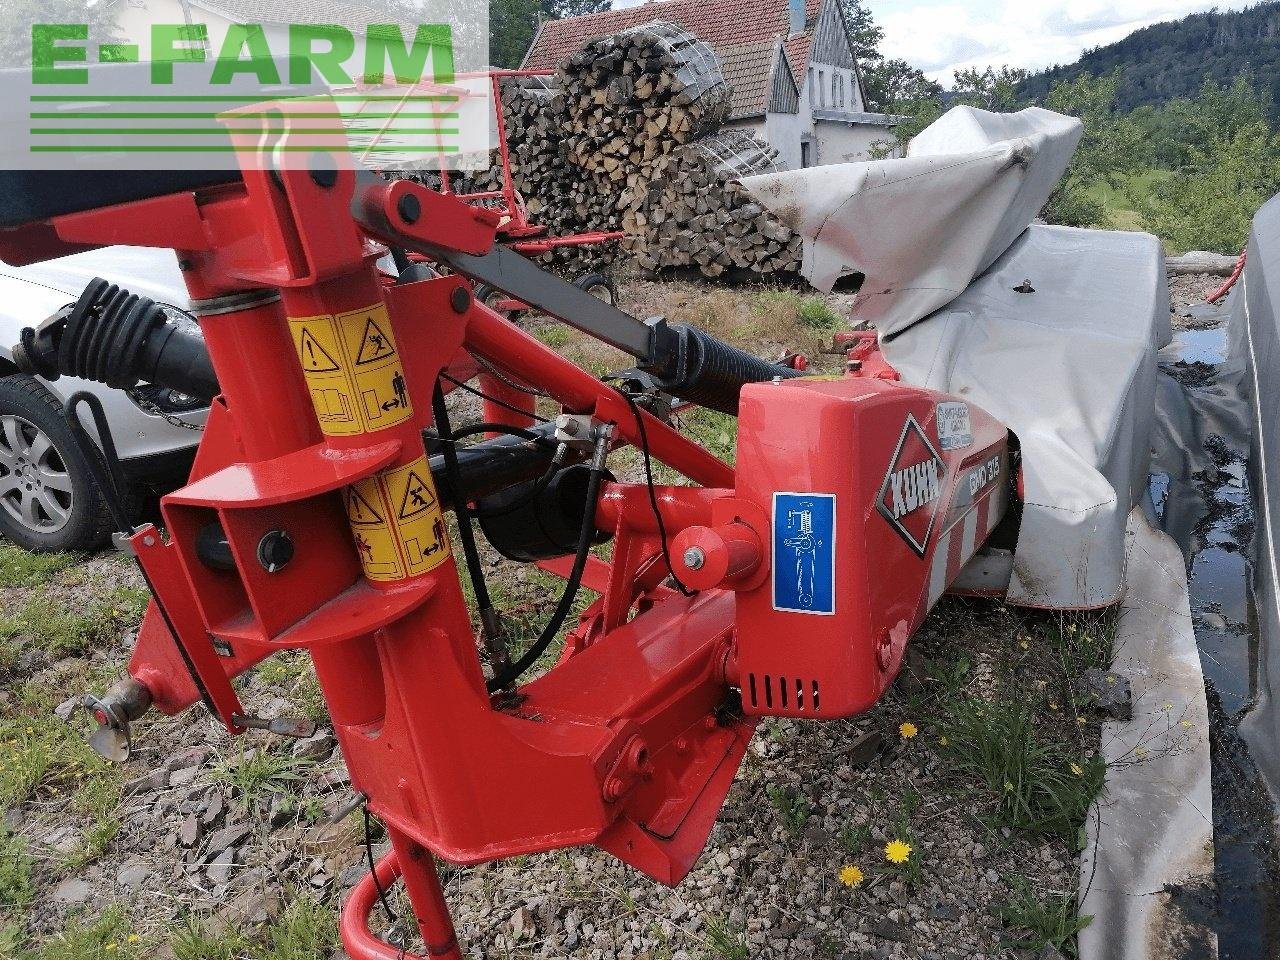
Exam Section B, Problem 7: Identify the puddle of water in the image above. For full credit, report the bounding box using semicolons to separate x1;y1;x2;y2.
1172;328;1231;365
1156;320;1280;958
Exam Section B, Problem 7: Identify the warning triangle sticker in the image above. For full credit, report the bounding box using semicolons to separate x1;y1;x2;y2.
355;318;396;365
346;487;384;526
299;329;341;372
398;470;436;519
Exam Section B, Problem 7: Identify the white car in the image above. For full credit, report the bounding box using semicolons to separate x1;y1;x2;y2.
0;246;207;552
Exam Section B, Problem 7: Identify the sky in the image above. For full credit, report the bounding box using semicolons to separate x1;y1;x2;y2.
870;0;1257;83
613;0;1259;84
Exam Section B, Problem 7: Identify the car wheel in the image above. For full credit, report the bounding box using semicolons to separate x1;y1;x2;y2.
0;375;114;552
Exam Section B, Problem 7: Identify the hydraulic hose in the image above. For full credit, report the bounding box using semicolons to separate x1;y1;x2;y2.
485;424;612;691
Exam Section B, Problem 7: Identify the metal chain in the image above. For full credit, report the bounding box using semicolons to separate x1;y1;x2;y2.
126;391;207;432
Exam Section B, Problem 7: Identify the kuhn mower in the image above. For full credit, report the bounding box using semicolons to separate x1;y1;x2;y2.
1;103;1133;960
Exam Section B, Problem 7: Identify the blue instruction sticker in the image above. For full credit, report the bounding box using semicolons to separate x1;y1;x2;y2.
772;493;837;616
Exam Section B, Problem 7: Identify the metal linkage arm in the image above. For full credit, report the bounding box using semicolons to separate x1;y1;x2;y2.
353;176;803;415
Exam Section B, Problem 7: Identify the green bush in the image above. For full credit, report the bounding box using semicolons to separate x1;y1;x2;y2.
1137;122;1280;253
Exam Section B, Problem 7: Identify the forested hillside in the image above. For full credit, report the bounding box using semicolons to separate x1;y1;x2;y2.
1019;2;1280;120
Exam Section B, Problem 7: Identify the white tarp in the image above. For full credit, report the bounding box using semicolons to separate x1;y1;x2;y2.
742;106;1082;337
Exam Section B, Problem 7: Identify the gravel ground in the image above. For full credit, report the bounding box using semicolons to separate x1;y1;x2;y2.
3;274;1115;960
1169;272;1229;327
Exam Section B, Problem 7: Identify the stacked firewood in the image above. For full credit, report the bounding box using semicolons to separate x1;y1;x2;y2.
393;23;800;278
624;131;802;276
559;22;731;199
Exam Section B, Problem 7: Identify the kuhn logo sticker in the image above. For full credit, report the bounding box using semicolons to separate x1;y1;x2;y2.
877;415;945;557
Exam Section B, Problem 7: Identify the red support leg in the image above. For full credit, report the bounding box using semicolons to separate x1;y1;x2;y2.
392;829;464;959
341;835;464;960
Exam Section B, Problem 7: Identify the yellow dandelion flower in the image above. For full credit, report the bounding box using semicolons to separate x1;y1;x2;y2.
1048;701;1059;711
1180;720;1193;729
1076;716;1087;725
938;736;949;747
127;935;141;944
1004;780;1014;792
105;945;117;953
884;840;912;864
1019;639;1029;650
1070;763;1084;776
899;722;918;740
1161;702;1173;711
839;864;865;888
1135;746;1149;758
1106;674;1117;685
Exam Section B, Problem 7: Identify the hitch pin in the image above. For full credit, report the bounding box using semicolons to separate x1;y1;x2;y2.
231;714;317;740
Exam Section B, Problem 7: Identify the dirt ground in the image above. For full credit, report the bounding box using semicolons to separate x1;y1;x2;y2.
0;272;1136;960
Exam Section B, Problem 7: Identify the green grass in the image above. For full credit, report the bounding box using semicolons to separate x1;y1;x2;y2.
210;745;310;811
532;323;575;349
255;652;329;723
751;289;842;331
797;297;842;330
0;542;81;588
1084;168;1172;233
170;915;251;960
168;891;338;960
257;894;340;960
0;830;34;914
0;682;124;827
703;916;749;960
996;878;1093;957
18;906;146;960
937;693;1105;839
765;783;812;838
5;586;151;659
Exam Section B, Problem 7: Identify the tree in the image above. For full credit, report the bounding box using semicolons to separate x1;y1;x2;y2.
1138;123;1280;253
0;0;119;68
838;0;884;68
951;66;1029;112
862;57;940;114
1040;71;1144;228
489;0;540;68
488;0;609;68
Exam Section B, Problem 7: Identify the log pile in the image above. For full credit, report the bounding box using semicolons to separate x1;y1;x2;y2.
392;22;801;278
559;21;732;203
625;131;802;276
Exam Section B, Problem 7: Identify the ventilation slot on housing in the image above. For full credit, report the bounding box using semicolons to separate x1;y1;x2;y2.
746;673;821;714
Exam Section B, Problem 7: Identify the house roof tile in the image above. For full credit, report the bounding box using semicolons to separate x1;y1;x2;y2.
522;0;826;111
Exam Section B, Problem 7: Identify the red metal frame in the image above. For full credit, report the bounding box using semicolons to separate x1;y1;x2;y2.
0;113;1013;958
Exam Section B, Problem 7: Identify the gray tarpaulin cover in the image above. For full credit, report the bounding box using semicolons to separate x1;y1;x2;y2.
742;106;1081;337
742;106;1166;608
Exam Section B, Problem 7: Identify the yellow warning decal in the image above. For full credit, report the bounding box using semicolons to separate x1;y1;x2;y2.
344;477;406;581
342;457;449;583
382;456;450;578
288;303;412;437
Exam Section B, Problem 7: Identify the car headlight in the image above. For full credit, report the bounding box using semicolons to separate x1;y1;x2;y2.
128;382;207;415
